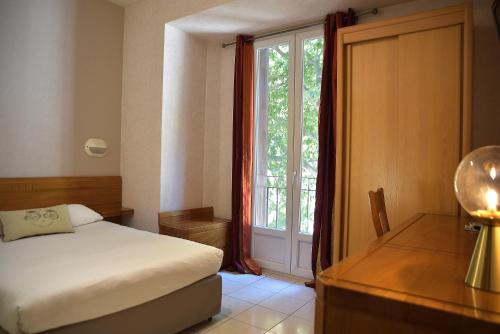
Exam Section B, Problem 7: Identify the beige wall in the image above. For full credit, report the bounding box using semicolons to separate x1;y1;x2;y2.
161;25;207;212
0;0;124;177
360;0;500;149
202;44;235;219
121;0;232;232
160;35;234;220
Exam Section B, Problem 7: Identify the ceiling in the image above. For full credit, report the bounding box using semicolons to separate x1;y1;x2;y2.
169;0;414;42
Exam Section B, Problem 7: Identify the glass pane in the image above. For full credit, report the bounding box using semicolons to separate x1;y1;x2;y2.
299;37;323;235
254;43;290;231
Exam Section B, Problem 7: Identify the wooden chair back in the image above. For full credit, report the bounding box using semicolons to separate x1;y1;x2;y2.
368;188;390;237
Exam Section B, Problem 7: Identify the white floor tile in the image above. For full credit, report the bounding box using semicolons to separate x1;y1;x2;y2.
204;319;266;334
219;271;264;285
234;305;288;330
222;278;246;295
292;301;315;322
267;316;313;334
278;284;316;301
229;285;275;304
250;277;293;292
220;295;253;317
211;270;315;334
259;294;307;315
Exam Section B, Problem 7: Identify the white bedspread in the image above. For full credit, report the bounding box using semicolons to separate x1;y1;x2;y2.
0;222;223;334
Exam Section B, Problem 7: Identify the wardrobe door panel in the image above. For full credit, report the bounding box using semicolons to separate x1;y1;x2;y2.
395;25;462;226
347;37;398;255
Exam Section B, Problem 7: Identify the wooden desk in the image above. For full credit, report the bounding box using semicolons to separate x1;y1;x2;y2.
316;214;500;333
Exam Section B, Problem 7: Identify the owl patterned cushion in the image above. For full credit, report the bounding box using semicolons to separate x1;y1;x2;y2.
0;204;74;242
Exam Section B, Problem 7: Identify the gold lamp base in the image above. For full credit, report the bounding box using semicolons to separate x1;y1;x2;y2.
465;220;500;293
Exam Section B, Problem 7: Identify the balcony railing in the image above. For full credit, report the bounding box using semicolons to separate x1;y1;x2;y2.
257;175;316;234
299;176;316;235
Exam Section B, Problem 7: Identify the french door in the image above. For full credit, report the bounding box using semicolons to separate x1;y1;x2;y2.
252;29;323;278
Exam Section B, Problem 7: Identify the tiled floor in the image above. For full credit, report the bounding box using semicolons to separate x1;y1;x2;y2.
179;270;315;334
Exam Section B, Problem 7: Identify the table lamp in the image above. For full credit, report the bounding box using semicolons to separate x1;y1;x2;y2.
454;145;500;292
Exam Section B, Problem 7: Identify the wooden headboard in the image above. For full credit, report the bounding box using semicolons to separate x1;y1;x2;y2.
0;176;127;219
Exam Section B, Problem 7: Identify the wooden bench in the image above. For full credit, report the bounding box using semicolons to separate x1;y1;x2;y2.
158;207;232;268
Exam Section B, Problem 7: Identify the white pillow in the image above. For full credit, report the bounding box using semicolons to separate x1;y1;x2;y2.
67;204;103;227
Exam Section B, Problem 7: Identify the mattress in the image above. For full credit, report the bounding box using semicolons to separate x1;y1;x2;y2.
0;222;223;334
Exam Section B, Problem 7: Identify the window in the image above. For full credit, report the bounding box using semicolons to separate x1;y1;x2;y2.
251;29;323;276
298;36;323;234
253;42;291;231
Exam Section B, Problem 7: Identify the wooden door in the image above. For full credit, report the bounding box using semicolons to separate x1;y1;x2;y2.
334;4;472;259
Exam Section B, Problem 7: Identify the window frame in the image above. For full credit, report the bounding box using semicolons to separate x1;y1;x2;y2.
251;27;324;278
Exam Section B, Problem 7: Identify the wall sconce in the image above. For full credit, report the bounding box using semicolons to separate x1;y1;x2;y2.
84;138;108;157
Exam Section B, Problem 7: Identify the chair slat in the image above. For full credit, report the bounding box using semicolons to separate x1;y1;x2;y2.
368;188;390;237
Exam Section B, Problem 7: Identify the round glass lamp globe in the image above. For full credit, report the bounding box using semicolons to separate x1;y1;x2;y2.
454;145;500;220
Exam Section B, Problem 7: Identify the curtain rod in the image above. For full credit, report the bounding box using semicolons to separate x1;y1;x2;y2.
221;8;378;48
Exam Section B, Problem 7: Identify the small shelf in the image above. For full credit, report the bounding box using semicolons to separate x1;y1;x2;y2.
101;207;134;219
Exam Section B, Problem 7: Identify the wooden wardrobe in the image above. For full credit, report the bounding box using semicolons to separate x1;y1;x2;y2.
333;3;472;260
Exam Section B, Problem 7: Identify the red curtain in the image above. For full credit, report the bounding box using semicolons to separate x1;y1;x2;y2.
231;35;262;275
309;10;355;285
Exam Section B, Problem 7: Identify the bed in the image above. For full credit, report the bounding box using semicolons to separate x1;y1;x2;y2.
0;177;223;334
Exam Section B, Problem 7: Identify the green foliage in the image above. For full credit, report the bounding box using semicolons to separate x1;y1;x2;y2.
301;37;323;179
299;37;323;234
266;44;289;230
266;44;289;189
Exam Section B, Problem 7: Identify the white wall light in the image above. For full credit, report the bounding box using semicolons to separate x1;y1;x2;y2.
84;138;108;157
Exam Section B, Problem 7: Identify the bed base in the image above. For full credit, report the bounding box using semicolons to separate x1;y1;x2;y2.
1;274;221;334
